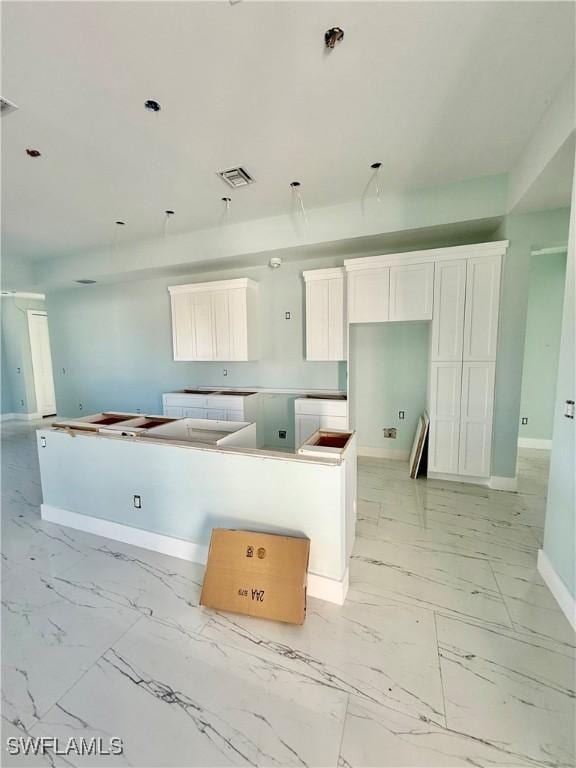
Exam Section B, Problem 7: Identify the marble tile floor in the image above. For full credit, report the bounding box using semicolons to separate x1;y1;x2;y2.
1;419;574;767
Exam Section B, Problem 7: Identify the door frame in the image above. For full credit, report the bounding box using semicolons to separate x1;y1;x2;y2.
27;310;57;417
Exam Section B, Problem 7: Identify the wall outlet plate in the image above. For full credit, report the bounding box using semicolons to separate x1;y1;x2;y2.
383;428;397;439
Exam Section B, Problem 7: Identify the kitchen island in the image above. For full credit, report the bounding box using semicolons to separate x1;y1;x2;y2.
38;414;357;604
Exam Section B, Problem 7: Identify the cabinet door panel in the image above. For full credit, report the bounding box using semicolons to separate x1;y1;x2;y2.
458;362;495;478
191;293;214;360
328;277;346;360
164;406;184;417
306;280;330;360
228;289;249;360
431;260;466;361
348;268;389;323
389;263;434;321
428;362;462;474
171;293;194;361
182;407;208;419
212;292;230;361
463;256;501;361
206;409;227;421
296;414;321;446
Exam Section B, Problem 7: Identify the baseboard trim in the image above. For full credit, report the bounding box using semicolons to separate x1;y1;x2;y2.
518;438;552;450
537;549;576;632
358;446;409;461
427;471;517;492
41;504;348;605
0;412;42;422
489;475;518;492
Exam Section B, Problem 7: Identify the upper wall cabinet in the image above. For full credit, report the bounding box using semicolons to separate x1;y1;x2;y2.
303;268;347;361
168;278;259;361
389;263;434;321
463;255;502;361
347;267;390;323
430;259;467;361
346;259;434;323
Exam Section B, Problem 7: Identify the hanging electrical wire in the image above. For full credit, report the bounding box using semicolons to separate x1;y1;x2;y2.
361;162;383;213
290;181;308;227
112;220;125;253
219;197;232;227
163;210;175;238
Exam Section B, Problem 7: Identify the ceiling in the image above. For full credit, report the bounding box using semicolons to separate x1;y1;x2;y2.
2;1;574;263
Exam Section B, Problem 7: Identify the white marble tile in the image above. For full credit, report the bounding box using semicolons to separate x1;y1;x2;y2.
54;540;209;638
31;617;348;767
350;534;513;627
490;560;576;653
2;562;140;730
338;695;552;767
437;614;576;768
200;592;445;722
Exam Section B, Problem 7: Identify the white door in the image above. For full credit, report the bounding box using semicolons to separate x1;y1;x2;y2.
458;362;495;478
306;279;330;360
430;260;466;361
389;263;434;321
348;268;390;323
463;255;501;361
171;293;194;361
212;292;231;360
428;362;462;474
296;414;321;446
191;292;214;360
28;311;57;416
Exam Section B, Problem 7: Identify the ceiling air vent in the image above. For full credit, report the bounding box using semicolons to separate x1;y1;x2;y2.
217;166;255;188
0;97;19;117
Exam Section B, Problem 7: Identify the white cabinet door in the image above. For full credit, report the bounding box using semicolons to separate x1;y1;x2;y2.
306;279;330;360
458;362;495;478
171;293;194;361
328;276;346;360
321;415;348;431
206;409;227;420
389;263;434;321
348;268;390;323
182;407;208;419
296;414;321;446
463;256;501;361
228;288;249;360
164;406;184;417
212;291;231;361
191;292;214;360
428;362;462;474
431;260;466;361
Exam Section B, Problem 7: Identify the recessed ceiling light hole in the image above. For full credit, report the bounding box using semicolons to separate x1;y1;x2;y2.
144;100;161;112
26;149;41;158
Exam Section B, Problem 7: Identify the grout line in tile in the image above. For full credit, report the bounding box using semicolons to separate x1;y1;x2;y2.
487;559;516;631
433;612;448;729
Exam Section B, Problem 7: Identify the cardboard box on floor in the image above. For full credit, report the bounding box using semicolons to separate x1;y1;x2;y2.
200;529;310;625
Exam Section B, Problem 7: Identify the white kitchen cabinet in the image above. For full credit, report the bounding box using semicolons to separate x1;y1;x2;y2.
389;263;434;321
458;362;496;477
303;268;346;361
428;362;462;474
347;267;390;323
430;260;466;361
463;256;501;362
294;397;348;447
163;391;259;425
168;279;259;361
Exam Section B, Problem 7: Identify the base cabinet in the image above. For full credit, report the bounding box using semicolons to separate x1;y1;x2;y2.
294;398;348;447
163;393;258;424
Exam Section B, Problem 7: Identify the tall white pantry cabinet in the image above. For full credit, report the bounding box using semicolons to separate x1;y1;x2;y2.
427;253;502;479
342;241;507;484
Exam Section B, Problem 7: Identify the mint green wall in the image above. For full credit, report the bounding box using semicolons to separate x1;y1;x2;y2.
543;180;575;599
350;323;430;453
1;296;47;415
519;251;567;441
493;208;570;477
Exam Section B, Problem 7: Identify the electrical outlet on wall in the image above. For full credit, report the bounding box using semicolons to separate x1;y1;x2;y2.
383;428;397;439
285;311;291;320
278;430;287;439
521;417;528;425
398;411;405;420
222;369;228;376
